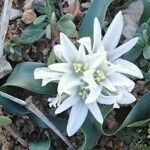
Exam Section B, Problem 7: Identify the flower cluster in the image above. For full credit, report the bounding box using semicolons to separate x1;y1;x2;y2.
34;11;143;136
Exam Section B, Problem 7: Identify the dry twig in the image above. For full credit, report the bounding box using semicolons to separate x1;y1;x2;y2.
0;91;74;149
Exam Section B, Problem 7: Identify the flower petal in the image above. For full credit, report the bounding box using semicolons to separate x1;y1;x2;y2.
67;101;88;136
102;11;123;51
118;89;136;105
85;86;102;103
53;44;64;61
113;59;143;78
48;63;71;73
93;17;102;51
98;88;123;108
82;69;97;87
77;37;92;53
77;44;86;62
60;33;78;62
107;37;139;61
97;95;116;105
100;78;116;92
42;78;59;86
108;73;135;90
34;67;62;79
55;92;80;114
87;51;107;69
87;102;103;124
57;73;81;95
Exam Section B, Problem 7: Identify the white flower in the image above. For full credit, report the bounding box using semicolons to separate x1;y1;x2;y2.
53;84;103;136
97;87;136;108
78;11;143;107
34;11;144;137
78;11;143;78
34;32;107;96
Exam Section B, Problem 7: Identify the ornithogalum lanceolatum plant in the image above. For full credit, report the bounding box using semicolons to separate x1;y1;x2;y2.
34;11;143;136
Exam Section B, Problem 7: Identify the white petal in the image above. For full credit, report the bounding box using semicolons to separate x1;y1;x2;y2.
54;44;64;61
55;92;80;114
93;17;102;51
98;89;123;108
67;101;88;136
95;44;106;54
87;51;107;69
103;11;123;51
77;45;86;62
60;33;78;62
100;78;116;92
106;65;119;76
77;37;92;53
85;86;102;103
97;95;116;105
118;89;136;105
57;73;81;95
34;67;50;79
48;63;71;73
34;67;62;79
87;102;103;124
42;77;59;86
113;102;120;108
65;87;77;95
82;70;97;87
107;37;139;61
108;73;135;89
113;59;143;78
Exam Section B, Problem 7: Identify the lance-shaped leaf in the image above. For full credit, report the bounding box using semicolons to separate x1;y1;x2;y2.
79;0;113;37
3;62;57;95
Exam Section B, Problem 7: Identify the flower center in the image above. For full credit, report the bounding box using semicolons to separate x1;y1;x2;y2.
94;69;106;83
79;86;90;100
73;63;86;74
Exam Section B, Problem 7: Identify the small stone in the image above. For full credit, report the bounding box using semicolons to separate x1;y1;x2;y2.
11;24;15;30
9;8;22;20
81;2;91;9
22;9;37;24
106;141;113;148
0;56;12;79
42;48;49;56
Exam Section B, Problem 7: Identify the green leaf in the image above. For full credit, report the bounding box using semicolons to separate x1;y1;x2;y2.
79;115;102;150
33;15;47;25
46;24;51;39
145;69;150;82
3;62;57;95
122;46;143;61
143;45;150;59
20;25;46;44
33;2;46;14
0;94;29;114
47;50;56;65
79;0;113;37
139;0;150;25
29;140;51;150
127;118;150;127
58;14;77;38
28;113;66;131
51;12;57;26
0;116;12;126
97;92;150;136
